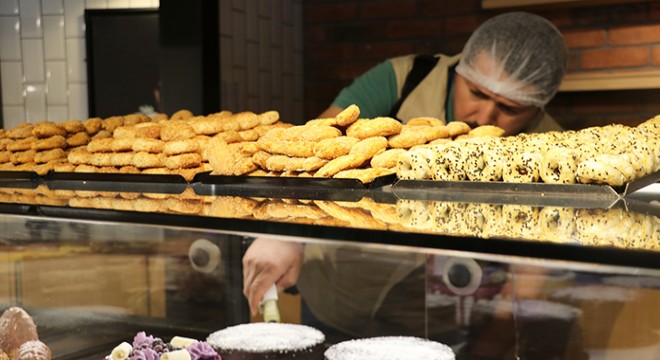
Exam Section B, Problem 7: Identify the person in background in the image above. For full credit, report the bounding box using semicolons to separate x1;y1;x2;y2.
318;11;568;136
243;11;569;341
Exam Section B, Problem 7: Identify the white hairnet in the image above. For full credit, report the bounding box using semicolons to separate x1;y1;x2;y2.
455;12;568;107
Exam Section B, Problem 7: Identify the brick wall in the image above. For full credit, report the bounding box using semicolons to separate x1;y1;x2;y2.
303;0;660;128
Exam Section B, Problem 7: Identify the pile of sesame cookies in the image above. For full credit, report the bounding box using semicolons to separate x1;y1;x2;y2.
396;116;659;186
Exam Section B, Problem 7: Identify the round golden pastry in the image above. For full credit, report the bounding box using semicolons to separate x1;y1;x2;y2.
207;139;257;175
67;147;92;165
253;122;291;137
371;148;407;169
232;111;261;130
208;196;259;218
251;151;271;169
346;117;403;139
446;121;471;137
313;136;359;159
92;130;112;139
7;123;35;139
178;164;211;182
349;136;388;161
132;138;165;153
86;138;114;153
263;155;306;172
102;116;125;132
0;138;13;151
110;152;135;167
468;125;505;138
333;167;395;184
160;121;196;141
7;137;37;152
258;110;280;125
73;163;97;173
10;149;36;164
238;129;259;142
163;139;201;155
123;113;150;125
257;138;316;158
0;151;11;163
281;125;341;142
66;132;91;147
34;148;65;164
35;136;67;155
59;119;85;134
118;165;141;174
238;141;260;156
134;122;162;138
89;153;113;167
110;138;134;152
335;104;360;126
302;156;328;172
540;147;578;184
32;121;66;138
406;116;445;127
213;130;243;144
165;153;203;169
170;109;194;121
306;117;338;126
313;154;364;178
132;151;166;169
196;116;241;134
113;125;137;139
82;118;103;135
263;202;327;220
314;200;387;230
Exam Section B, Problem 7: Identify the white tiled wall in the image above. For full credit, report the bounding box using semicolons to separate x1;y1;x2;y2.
0;0;159;130
220;0;304;124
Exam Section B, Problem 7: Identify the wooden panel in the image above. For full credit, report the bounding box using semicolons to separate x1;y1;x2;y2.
0;253;16;305
483;0;643;9
560;69;660;92
20;254;164;316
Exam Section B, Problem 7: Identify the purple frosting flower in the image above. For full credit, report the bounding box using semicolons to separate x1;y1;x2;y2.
132;332;155;348
187;342;221;360
128;348;159;360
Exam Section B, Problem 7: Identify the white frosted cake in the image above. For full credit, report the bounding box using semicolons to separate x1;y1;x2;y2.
324;336;455;360
206;323;325;360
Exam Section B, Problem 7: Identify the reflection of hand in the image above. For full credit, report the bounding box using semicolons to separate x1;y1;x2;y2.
242;238;304;316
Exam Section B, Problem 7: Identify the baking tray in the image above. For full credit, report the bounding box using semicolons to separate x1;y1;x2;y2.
44;172;189;194
192;173;396;201
392;171;659;209
0;170;40;189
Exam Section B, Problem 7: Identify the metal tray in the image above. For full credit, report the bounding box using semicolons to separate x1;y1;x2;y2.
192;173;396;201
0;170;40;189
392;171;660;209
44;172;189;194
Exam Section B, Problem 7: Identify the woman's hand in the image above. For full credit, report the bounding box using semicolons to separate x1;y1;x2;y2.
242;237;304;315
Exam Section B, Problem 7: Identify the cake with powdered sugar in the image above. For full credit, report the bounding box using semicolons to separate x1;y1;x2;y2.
206;323;325;359
324;336;455;360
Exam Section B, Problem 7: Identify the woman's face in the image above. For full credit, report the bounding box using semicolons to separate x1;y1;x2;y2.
453;73;540;136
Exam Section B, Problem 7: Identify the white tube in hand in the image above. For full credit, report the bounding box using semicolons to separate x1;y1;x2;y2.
259;284;281;323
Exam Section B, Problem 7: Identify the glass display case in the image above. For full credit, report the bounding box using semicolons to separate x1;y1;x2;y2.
0;174;658;360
